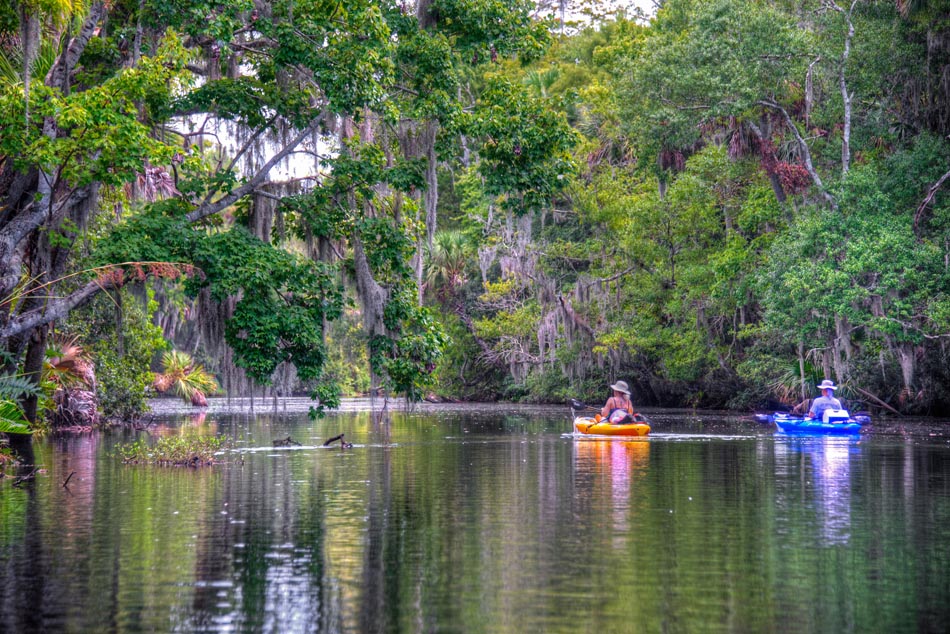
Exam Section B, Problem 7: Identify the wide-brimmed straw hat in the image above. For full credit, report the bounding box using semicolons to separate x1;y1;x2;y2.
610;380;631;395
816;379;837;391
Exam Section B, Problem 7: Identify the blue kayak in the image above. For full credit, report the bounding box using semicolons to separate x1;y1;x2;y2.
756;411;868;435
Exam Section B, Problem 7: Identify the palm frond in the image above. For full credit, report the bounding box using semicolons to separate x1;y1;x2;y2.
0;400;32;434
0;34;59;88
154;350;219;404
45;333;94;388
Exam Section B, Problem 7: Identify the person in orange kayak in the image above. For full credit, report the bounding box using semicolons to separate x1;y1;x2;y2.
600;380;635;424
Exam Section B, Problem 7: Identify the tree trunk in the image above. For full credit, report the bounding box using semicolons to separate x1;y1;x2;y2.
20;324;48;424
416;0;437;29
18;6;40;129
821;346;833;382
833;1;856;175
896;342;915;400
833;314;851;382
114;289;125;357
798;341;807;402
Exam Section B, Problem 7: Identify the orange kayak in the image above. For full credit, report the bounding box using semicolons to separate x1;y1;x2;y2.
573;416;651;437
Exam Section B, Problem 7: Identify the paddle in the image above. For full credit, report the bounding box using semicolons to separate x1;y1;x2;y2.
569;399;597;434
570;398;599;412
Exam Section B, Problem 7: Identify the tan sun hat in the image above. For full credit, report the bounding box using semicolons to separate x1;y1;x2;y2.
610;380;631;395
816;379;837;391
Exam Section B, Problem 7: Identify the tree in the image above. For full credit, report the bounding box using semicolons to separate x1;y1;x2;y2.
0;0;575;430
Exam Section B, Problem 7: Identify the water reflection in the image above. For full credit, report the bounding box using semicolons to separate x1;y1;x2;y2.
774;436;862;545
2;404;950;633
572;440;650;548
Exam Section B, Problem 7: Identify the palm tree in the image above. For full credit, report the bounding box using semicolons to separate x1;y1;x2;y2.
524;68;560;99
424;230;471;304
153;350;219;407
5;0;80;126
44;333;94;390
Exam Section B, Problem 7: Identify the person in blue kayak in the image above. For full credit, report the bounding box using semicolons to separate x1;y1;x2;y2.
806;379;843;420
601;380;635;424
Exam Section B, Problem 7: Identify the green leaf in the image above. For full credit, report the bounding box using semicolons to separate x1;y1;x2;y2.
0;400;32;434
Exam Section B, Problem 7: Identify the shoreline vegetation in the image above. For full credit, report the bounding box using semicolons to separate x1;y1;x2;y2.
2;0;950;448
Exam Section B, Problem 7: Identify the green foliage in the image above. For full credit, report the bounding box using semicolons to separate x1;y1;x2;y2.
0;0;572;415
0;374;41;402
114;434;226;466
5;0;948;415
430;312;507;400
74;35;123;87
522;365;575;404
320;315;370;397
473;75;578;212
262;0;396;115
0;32;187;186
0;400;32;435
619;0;807;165
144;0;254;44
153;350;218;404
309;382;342;420
66;288;168;422
431;0;549;63
97;207;344;384
425;230;472;302
425;1;945;412
372;291;449;401
0;4;15;36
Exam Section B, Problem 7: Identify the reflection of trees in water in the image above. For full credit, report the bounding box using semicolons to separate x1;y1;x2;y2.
185;431;339;631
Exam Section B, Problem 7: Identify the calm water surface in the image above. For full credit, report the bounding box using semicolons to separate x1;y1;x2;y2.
2;399;950;633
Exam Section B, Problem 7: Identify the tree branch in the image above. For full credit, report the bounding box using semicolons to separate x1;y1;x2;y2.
580;265;637;290
759;99;837;209
199;115;279;208
0;277;118;340
914;166;950;234
185;119;323;223
878;316;950;340
45;2;107;91
557;294;597;340
851;385;902;416
0;185;93;259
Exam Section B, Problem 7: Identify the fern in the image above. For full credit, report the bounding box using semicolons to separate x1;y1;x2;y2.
0;375;40;401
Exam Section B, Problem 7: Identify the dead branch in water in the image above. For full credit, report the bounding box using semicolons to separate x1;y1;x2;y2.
852;386;902;416
323;433;352;448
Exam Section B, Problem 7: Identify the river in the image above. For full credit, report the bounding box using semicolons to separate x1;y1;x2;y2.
2;399;950;633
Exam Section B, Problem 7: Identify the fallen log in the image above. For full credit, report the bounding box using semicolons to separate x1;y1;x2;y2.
323;433;352;448
852;386;902;416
